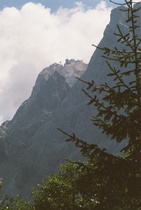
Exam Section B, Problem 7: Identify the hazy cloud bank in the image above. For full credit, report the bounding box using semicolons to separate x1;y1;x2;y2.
0;1;112;124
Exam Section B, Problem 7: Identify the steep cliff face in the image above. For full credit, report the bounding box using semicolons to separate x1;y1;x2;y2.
0;60;86;154
0;59;87;198
0;5;136;199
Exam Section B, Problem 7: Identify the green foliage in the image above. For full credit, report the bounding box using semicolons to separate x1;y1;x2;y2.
55;133;141;209
32;162;98;209
0;181;33;210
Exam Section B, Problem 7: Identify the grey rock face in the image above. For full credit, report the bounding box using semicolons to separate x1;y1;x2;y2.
0;59;87;198
0;5;137;199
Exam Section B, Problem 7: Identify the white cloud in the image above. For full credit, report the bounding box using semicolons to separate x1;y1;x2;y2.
133;0;141;3
0;1;111;124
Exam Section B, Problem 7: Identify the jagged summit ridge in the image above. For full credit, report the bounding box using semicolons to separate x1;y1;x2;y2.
37;59;87;87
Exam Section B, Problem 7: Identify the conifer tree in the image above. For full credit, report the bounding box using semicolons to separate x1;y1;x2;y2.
59;0;141;208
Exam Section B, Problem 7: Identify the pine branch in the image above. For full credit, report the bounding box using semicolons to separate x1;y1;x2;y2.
116;24;135;51
92;44;141;55
110;0;127;6
57;128;98;156
106;61;136;92
77;77;110;94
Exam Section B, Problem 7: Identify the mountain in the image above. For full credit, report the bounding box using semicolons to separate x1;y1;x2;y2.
0;5;134;199
0;59;87;198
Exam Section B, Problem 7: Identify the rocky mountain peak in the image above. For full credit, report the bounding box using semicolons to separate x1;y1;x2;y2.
37;59;87;87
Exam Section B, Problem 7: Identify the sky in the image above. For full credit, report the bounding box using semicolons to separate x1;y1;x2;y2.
0;0;140;125
0;0;123;11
